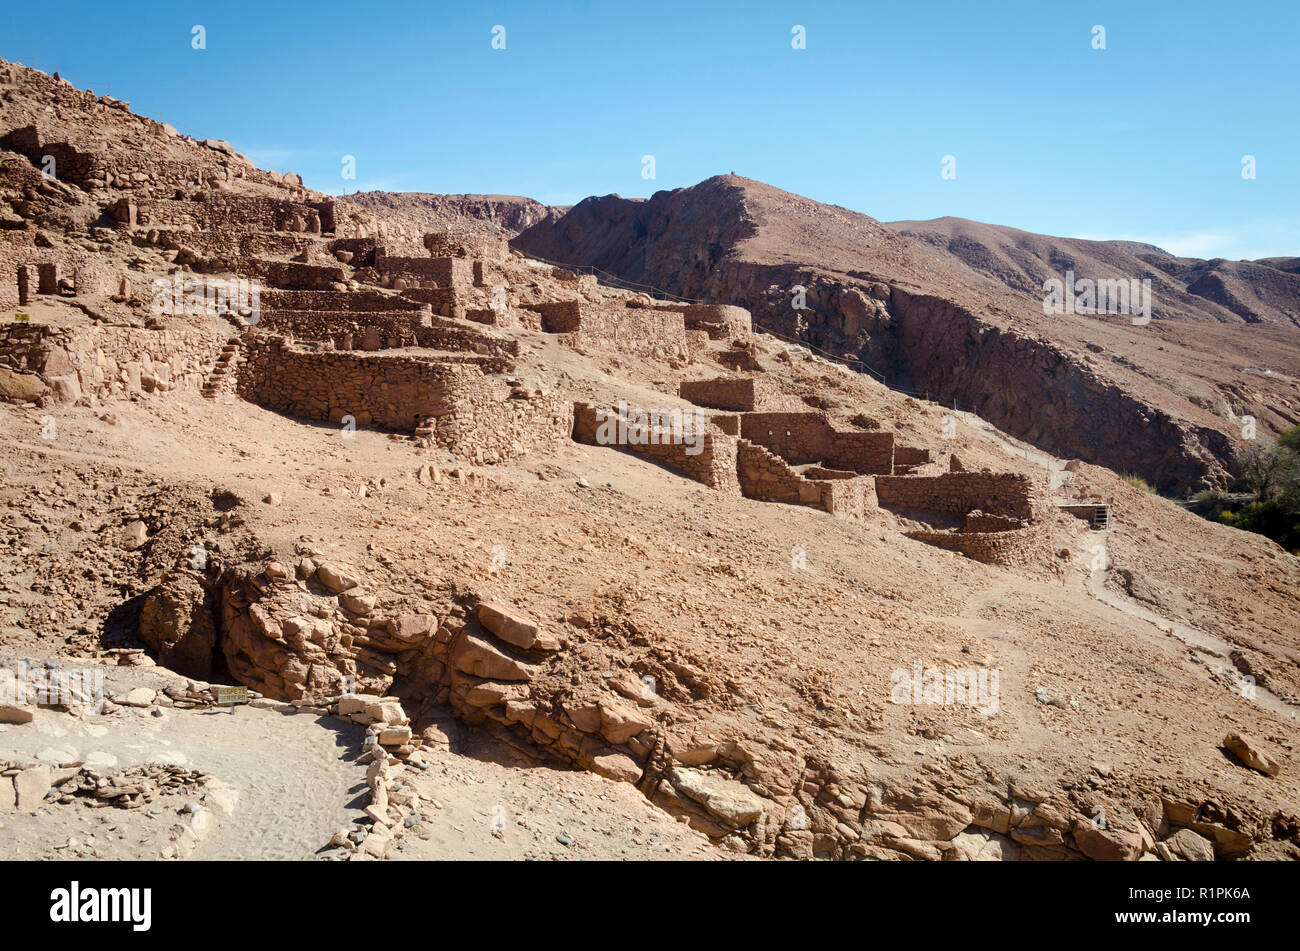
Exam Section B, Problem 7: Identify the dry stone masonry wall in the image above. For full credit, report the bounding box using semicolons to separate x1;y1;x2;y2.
740;411;896;475
581;394;1065;565
0;321;224;405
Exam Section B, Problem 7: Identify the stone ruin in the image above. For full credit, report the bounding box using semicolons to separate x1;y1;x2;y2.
1;125;1066;563
573;375;1070;569
0;89;758;465
3;56;1289;868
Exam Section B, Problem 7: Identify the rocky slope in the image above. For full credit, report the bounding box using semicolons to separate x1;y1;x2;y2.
343;192;558;241
515;175;1300;492
890;217;1300;329
1;56;1297;863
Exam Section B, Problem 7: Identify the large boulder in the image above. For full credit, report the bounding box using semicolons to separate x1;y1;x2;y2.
315;562;361;594
138;570;218;679
1071;819;1143;861
477;602;561;651
1223;732;1281;777
867;790;973;842
598;697;654;744
13;765;51;810
1157;828;1216;862
0;367;48;403
449;633;537;682
669;767;765;828
0;702;35;724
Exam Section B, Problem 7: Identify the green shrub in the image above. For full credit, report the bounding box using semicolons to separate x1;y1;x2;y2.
1218;500;1300;553
1121;474;1156;494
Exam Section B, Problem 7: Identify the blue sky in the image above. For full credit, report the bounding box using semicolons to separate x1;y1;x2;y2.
3;1;1297;259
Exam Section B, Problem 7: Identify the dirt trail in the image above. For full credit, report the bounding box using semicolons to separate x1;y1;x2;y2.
0;665;723;861
942;415;1299;722
1078;532;1299;720
0;703;370;860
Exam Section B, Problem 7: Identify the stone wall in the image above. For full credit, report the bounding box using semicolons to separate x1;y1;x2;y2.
567;305;688;359
237;232;317;261
0;239;115;310
256;310;425;347
716;347;762;372
737;439;821;507
736;440;875;520
679;376;785;412
964;511;1024;533
709;413;741;435
0;321;225;405
684;329;710;361
423;231;508;260
524;301;690;360
237;335;561;461
396;287;464;319
820;475;877;520
375;252;472;290
253;308;516;360
0;120;290;197
134;194;323;237
740;412;895;475
875;472;1045;520
905;521;1056;569
573;402;741;493
329;237;378;268
260;289;421;313
255;260;346;291
802;465;858;479
414;319;519;360
655;303;752;339
425;383;572;465
1059;503;1108;528
465;306;521;330
574;405;877;518
524;300;582;332
237;335;466;431
894;446;932;470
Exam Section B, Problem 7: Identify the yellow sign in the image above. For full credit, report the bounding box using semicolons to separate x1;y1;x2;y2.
214;685;249;706
15;313;29;322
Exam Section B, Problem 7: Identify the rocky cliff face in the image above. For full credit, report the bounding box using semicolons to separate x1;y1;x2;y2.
515;175;1300;491
342;192;557;240
888;289;1235;490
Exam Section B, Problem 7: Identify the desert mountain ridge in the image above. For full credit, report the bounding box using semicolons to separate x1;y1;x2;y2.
0;55;1297;864
513;173;1300;492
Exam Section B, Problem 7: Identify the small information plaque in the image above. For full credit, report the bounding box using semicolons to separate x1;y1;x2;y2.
214;685;249;706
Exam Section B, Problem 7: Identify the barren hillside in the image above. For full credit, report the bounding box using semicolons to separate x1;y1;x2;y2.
516;175;1300;492
343;192;558;242
890;216;1300;329
1;57;1297;864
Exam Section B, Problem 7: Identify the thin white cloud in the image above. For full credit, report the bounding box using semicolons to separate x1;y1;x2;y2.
1072;219;1300;261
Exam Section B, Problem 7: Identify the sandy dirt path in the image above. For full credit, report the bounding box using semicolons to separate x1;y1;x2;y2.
1;680;724;861
0;703;370;860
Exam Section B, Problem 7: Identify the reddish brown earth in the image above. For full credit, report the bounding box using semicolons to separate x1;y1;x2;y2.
344;192;559;243
0;58;1297;863
515;175;1300;492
